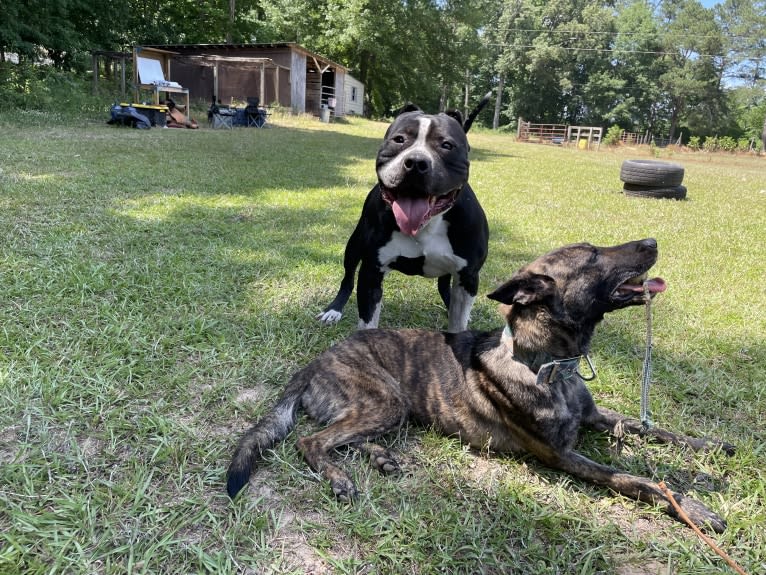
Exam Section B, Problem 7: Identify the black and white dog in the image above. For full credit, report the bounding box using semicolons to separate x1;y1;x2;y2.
317;93;491;332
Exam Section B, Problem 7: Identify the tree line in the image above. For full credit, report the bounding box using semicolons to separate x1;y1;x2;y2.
1;0;765;144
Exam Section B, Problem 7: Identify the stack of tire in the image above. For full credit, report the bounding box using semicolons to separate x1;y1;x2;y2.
619;159;687;200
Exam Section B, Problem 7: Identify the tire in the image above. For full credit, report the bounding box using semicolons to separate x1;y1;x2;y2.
620;159;685;187
623;183;687;200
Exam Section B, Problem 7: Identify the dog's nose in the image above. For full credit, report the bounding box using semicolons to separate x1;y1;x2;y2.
640;238;658;249
403;156;430;174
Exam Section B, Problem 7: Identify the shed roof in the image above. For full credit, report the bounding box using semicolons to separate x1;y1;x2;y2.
143;42;348;73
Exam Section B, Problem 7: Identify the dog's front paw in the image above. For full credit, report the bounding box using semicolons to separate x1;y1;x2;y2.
317;309;343;325
670;492;727;534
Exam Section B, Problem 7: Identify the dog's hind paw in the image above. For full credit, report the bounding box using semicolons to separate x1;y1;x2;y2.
372;453;400;475
357;442;401;474
317;309;343;325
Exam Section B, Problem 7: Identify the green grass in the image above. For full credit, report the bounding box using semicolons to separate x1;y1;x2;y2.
0;110;764;574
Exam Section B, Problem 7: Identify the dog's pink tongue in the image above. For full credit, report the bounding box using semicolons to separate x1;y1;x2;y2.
392;197;430;236
645;277;666;293
620;277;667;293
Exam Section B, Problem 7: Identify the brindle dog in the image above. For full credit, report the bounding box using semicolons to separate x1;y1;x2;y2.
227;238;733;532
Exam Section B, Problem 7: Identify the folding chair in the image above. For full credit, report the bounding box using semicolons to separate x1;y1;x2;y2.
245;97;268;128
208;100;235;129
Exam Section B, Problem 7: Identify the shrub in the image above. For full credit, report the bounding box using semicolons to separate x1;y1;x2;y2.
603;125;623;146
0;63;106;118
702;136;718;152
737;138;753;153
718;136;737;152
688;136;701;150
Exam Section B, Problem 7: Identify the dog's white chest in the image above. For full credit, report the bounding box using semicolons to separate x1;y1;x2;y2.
378;215;467;277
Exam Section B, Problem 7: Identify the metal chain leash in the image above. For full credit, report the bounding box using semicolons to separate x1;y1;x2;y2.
640;281;653;431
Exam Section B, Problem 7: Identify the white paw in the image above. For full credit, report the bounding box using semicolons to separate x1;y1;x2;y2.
317;310;343;324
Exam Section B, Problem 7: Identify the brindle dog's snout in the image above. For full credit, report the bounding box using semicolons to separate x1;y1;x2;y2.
639;238;657;251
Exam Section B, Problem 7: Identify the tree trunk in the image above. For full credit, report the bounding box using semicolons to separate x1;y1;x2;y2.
359;50;374;116
668;106;679;143
762;113;766;155
227;0;235;43
439;82;448;112
493;74;504;130
464;69;470;120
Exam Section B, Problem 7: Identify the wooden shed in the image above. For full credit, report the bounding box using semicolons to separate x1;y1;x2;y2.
344;74;365;116
137;42;364;117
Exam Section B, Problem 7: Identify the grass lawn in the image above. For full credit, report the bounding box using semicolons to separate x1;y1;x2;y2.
0;109;764;574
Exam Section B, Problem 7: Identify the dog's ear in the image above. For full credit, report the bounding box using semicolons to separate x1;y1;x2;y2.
444;109;464;127
397;102;421;116
487;273;556;306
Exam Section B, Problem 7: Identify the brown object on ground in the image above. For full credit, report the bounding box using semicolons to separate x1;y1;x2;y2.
167;107;198;129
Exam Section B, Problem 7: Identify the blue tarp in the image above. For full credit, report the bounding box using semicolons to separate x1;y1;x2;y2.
107;105;151;129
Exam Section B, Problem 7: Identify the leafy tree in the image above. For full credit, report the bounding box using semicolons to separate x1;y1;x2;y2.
256;0;494;116
716;0;766;150
608;0;665;134
492;0;620;125
717;0;766;87
0;0;85;66
1;0;763;140
656;0;727;140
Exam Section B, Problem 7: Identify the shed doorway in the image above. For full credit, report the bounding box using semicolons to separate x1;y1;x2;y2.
306;58;336;116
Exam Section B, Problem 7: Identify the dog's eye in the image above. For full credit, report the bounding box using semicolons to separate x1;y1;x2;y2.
441;141;454;150
393;135;406;144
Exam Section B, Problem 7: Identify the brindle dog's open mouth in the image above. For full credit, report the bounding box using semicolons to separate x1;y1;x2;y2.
381;187;461;236
612;272;666;303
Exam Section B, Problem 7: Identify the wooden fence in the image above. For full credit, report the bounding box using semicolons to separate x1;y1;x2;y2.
517;119;567;144
566;125;602;150
517;121;686;150
517;119;602;149
621;131;681;147
516;118;602;149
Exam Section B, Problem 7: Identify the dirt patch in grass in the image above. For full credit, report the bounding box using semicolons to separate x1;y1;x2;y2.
615;561;670;575
0;424;20;464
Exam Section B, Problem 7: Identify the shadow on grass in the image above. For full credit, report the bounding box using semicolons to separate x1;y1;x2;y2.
468;145;521;163
35;115;759;439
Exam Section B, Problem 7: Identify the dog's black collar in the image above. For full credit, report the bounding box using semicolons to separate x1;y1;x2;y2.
502;325;596;384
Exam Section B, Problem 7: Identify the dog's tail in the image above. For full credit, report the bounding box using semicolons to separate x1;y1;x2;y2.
226;374;308;499
463;91;492;134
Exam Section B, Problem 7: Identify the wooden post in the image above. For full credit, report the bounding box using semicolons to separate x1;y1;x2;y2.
274;66;279;105
120;55;126;100
214;63;219;102
260;62;265;106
